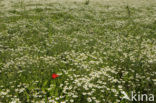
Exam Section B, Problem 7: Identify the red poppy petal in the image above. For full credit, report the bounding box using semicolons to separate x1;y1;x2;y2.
52;73;59;79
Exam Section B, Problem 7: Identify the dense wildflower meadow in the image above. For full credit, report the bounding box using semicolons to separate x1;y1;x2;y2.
0;0;156;103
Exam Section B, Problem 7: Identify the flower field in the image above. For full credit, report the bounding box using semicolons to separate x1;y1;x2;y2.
0;0;156;103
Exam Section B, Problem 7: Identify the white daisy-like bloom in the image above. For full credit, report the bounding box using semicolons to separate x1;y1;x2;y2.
70;99;74;103
87;97;92;102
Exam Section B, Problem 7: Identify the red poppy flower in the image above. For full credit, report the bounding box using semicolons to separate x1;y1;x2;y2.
52;73;59;79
